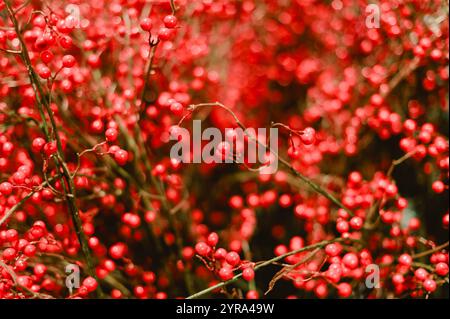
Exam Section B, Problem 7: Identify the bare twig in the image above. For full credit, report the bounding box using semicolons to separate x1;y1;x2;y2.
265;247;321;295
182;102;353;216
412;241;449;260
3;0;102;296
187;238;354;299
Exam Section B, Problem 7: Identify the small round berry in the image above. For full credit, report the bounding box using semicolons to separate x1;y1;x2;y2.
140;18;153;31
163;15;178;28
348;171;363;185
158;27;173;41
325;243;343;257
300;127;316;145
195;242;211;257
2;141;14;155
246;290;259;299
43;141;57;157
60;36;73;49
403;119;417;133
31;137;46;153
242;267;255;281
109;243;127;259
82;277;98;292
38;65;51;79
337;282;352;298
435;262;449;276
398;253;412;267
443;214;449;228
111;289;123;299
349;216;363;230
170;102;183;115
207;232;219;247
33;264;47;277
0;182;13;196
225;251;241;267
336;220;349;233
432;181;445;194
114;149;129;165
40;50;54;64
214;248;227;260
342;252;359;269
62;55;76;68
408;217;420;231
423;279;437;292
2;247;17;261
219;267;233;281
414;268;428;281
392;273;405;285
145;210;156;223
23;244;37;257
105;128;118;142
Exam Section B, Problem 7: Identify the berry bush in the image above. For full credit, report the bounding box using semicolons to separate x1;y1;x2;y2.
0;0;448;299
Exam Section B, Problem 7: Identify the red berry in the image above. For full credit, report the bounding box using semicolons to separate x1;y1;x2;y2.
2;247;17;261
158;27;173;41
31;137;46;153
43;141;57;157
140;18;153;31
337;282;352;298
342;252;359;269
336;220;349;233
414;268;428;281
325;243;343;257
105;128;118;142
60;36;73;49
170;102;183;115
349;216;363;230
114;149;129;165
242;267;255;281
62;55;76;68
225;251;241;267
300;127;316;145
432;181;445;193
219;267;233;281
195;242;211;256
38;65;51;79
163;15;178;28
435;262;449;276
40;50;54;64
214;248;227;260
443;214;449;228
398;253;412;267
33;264;47;277
82;277;98;292
23;245;37;257
207;232;219;247
246;290;259;299
109;243;126;259
423;279;437;292
0;182;13;195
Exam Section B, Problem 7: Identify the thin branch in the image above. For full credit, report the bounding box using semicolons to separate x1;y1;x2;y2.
3;0;102;296
0;176;59;227
182;102;353;216
387;150;417;178
0;47;22;54
170;0;177;14
364;150;418;230
265;247;321;295
186;238;353;299
412;241;449;260
0;260;54;299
